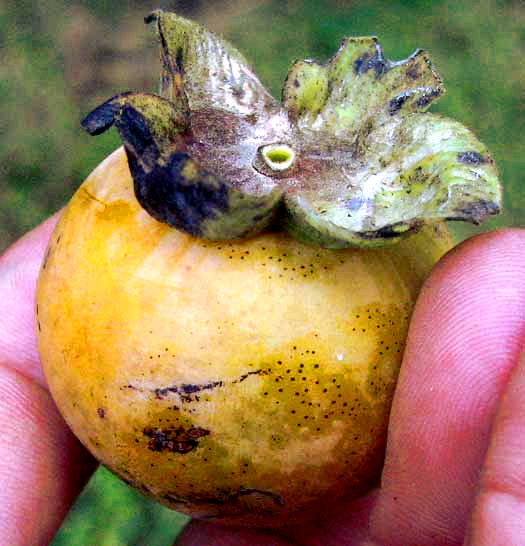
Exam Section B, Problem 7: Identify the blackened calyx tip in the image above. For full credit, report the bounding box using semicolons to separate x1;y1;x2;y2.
81;103;117;136
144;10;163;25
81;93;135;136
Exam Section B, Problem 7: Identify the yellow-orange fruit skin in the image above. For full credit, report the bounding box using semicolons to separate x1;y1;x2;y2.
36;147;453;526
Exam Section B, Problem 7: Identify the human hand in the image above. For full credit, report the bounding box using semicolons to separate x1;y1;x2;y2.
0;219;523;546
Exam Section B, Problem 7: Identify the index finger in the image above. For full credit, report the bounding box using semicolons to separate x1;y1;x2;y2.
370;229;525;545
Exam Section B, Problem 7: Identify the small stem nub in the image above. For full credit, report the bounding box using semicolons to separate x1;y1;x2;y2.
261;144;296;171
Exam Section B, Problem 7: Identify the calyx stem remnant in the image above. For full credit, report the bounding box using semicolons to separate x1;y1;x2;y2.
82;10;501;248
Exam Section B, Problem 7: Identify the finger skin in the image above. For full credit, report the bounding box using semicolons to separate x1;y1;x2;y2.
0;367;96;545
0;214;60;387
0;217;97;546
371;229;525;545
464;348;525;545
177;521;294;546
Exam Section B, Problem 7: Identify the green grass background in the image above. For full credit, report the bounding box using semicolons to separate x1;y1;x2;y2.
2;0;523;544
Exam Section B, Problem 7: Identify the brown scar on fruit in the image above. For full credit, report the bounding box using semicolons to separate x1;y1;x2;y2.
81;186;109;208
164;487;285;508
154;380;224;401
144;425;210;454
124;368;271;403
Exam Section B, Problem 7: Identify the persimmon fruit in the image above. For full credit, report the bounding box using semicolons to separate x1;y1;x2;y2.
36;10;500;526
37;147;454;525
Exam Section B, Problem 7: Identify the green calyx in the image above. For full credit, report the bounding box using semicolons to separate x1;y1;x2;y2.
82;10;502;248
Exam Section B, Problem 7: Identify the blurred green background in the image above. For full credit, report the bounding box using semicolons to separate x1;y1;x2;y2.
2;0;523;544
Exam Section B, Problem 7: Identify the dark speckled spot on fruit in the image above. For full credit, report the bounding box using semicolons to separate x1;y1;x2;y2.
154;379;224;402
151;369;270;403
143;425;210;454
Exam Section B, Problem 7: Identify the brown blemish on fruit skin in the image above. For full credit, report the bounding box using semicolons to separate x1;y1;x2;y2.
167;487;284;508
159;487;285;522
36;303;42;332
125;369;271;403
154;380;224;401
144;425;210;454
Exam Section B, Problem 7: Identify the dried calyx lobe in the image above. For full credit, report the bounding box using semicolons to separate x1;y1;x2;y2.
82;10;501;248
